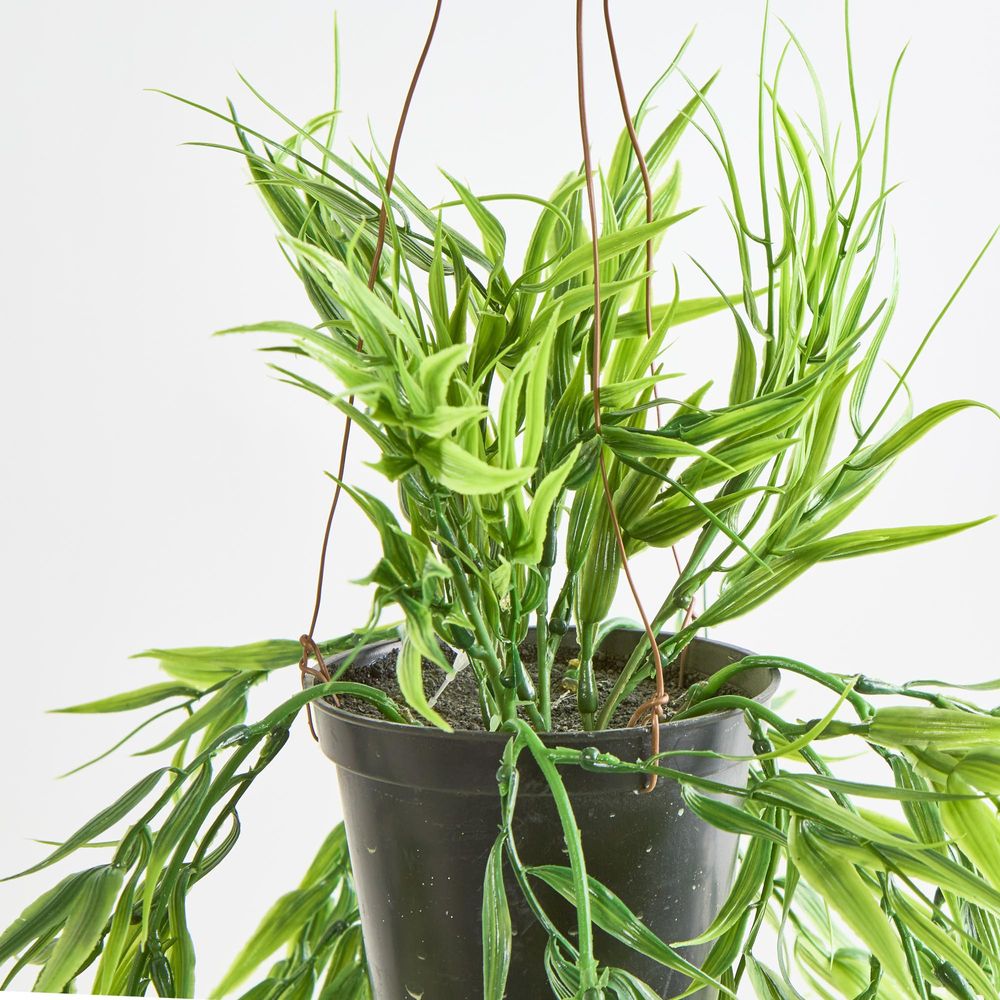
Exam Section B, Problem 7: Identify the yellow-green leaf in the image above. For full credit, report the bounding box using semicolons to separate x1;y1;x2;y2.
397;636;452;732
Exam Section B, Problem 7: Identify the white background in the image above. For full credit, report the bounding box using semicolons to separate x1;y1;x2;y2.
2;2;998;996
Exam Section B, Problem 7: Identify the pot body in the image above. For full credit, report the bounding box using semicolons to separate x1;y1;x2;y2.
310;630;778;1000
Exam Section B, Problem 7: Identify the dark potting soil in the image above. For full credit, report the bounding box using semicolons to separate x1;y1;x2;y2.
333;644;736;732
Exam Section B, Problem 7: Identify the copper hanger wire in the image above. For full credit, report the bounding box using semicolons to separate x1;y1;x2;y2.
299;0;444;738
577;0;665;792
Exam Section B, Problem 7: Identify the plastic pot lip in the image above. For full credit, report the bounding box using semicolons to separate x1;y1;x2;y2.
305;628;780;746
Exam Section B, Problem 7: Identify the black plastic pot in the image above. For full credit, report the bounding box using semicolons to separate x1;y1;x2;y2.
309;629;778;999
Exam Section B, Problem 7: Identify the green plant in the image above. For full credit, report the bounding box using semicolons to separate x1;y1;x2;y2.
3;4;998;999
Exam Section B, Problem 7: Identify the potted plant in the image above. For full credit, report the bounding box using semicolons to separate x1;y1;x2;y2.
3;4;998;999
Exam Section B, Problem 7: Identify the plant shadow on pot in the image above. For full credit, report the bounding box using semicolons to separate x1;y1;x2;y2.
307;628;778;1000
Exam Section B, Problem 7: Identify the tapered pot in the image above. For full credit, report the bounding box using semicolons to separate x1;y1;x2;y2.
308;629;778;999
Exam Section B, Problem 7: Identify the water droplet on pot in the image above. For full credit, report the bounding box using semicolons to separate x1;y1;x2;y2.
406;988;423;999
366;846;377;854
645;846;652;853
677;808;685;816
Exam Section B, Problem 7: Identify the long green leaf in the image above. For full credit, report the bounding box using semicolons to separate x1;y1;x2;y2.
3;770;169;881
787;820;909;989
0;869;95;963
396;636;451;732
482;836;511;1000
35;865;124;993
418;439;533;496
528;865;734;996
51;683;199;715
849;399;999;470
212;875;341;997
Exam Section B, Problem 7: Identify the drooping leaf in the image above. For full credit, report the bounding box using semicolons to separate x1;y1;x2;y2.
397;635;452;732
787;820;910;989
51;683;200;715
212;873;342;997
849;399;998;470
528;865;733;996
132;640;302;687
3;770;170;881
0;869;96;963
418;439;533;496
482;836;511;1000
137;676;254;756
35;865;124;993
141;763;214;940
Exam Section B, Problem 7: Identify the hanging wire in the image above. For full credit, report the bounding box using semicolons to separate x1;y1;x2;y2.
576;0;666;792
603;1;698;694
299;0;444;737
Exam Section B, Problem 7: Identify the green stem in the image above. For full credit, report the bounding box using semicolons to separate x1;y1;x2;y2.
524;701;546;731
667;694;791;732
536;509;561;730
536;598;552;730
503;720;599;991
577;623;598;731
595;524;718;730
430;491;515;722
497;741;576;955
595;614;696;731
547;578;575;655
685;655;873;721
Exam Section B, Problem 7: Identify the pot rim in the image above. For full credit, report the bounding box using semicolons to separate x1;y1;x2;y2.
305;628;780;744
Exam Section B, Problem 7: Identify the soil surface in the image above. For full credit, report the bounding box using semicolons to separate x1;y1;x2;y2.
333;643;737;732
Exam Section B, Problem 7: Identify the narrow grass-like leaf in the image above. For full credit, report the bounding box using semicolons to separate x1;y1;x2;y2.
137;676;254;756
212;875;340;997
482;836;511;1000
745;957;797;999
0;869;95;962
675;828;775;947
529;865;734;996
679;786;785;845
3;770;169;881
788;820;909;988
51;683;199;715
548;211;697;286
141;763;213;940
396;636;451;732
93;860;142;994
35;865;124;993
849;399;999;470
889;889;997;999
512;446;580;565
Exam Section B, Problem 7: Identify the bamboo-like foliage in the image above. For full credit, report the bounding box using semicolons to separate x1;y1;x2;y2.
159;5;992;737
2;6;998;999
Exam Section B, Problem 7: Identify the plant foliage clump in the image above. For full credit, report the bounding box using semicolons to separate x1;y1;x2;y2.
2;6;998;999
